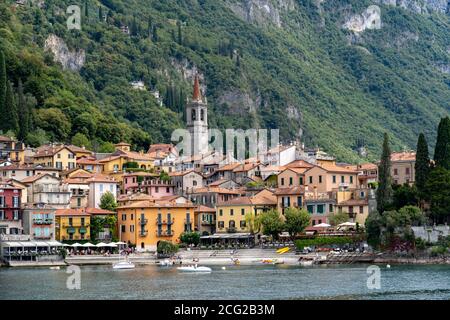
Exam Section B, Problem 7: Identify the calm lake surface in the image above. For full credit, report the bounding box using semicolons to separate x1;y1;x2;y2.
1;264;450;300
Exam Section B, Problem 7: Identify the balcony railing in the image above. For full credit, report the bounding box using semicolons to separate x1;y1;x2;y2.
33;219;53;225
156;230;174;237
226;227;237;233
139;230;148;237
201;220;215;226
156;218;175;225
33;233;53;240
139;218;148;225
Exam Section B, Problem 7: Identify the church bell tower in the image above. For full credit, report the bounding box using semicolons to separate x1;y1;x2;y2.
186;74;209;157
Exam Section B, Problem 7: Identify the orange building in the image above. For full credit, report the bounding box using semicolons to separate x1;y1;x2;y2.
117;196;196;251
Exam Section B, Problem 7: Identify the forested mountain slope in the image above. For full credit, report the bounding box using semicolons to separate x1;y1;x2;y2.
0;0;449;161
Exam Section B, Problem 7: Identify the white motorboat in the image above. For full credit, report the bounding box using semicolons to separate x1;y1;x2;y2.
177;265;212;273
113;259;135;269
159;259;174;266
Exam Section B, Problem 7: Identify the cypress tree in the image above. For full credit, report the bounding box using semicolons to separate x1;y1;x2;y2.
5;81;19;134
0;51;6;132
84;0;89;18
434;117;450;170
152;25;159;42
99;6;103;21
17;80;29;141
376;133;393;214
177;22;182;45
415;133;430;200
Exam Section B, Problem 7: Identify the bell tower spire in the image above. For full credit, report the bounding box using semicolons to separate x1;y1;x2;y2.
186;74;208;157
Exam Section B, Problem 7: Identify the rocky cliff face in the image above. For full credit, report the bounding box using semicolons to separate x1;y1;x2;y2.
374;0;449;14
44;35;85;71
227;0;296;28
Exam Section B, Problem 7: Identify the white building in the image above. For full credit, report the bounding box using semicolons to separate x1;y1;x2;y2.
87;175;118;209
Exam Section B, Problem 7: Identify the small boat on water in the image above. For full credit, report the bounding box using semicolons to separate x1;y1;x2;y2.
177;265;212;273
49;266;60;270
113;261;136;269
159;259;174;267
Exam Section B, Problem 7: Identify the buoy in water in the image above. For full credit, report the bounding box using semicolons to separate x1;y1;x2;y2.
386;264;391;269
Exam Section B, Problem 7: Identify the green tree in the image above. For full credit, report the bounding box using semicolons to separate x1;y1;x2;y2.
377;133;393;214
90;215;117;242
425;167;450;224
157;241;178;255
283;207;310;238
160;171;170;182
4;81;19;134
329;212;349;226
365;211;383;249
17;80;30;141
84;0;89;17
415;133;430;200
99;191;118;212
25;128;49;147
392;184;418;210
71;133;92;150
98;141;116;153
35;108;71;141
180;232;200;246
256;210;284;240
244;212;261;234
434;117;450;170
0;51;6;131
177;21;183;45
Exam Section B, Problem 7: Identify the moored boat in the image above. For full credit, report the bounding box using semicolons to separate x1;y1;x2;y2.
113;258;135;269
177;265;212;273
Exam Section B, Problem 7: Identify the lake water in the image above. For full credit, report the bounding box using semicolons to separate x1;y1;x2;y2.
1;264;450;300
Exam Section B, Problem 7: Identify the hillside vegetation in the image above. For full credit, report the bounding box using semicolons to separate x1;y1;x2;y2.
0;0;449;161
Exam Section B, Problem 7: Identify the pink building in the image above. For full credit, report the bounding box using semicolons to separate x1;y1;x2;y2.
141;179;175;199
122;172;175;199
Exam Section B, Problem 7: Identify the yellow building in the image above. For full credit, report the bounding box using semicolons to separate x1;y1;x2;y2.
99;143;155;178
334;189;371;225
216;189;276;233
117;196;196;251
0;135;25;164
33;144;77;170
55;208;91;242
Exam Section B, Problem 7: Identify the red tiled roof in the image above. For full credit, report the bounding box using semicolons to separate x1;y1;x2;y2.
273;186;305;195
55;208;90;216
194;205;216;213
85;208;115;215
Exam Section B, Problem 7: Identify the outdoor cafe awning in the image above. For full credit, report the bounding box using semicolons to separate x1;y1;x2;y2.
2;241;63;247
200;233;252;240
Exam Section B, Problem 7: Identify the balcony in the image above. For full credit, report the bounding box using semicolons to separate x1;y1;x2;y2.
139;218;148;225
226;227;237;233
156;230;174;237
63;223;90;228
33;233;53;240
156;218;175;225
67;227;76;234
33;219;53;225
79;227;87;234
201;220;215;226
139;230;148;237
